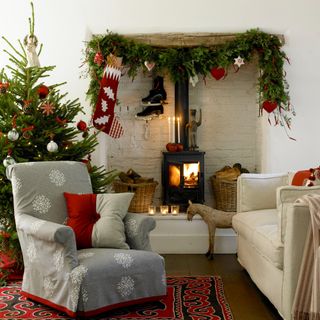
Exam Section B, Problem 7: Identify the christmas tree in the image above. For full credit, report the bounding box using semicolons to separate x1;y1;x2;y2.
0;3;118;282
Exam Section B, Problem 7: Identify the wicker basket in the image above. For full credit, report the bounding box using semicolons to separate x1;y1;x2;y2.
113;180;158;213
211;175;237;212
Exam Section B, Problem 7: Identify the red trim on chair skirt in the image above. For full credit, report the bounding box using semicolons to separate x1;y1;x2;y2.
22;290;166;318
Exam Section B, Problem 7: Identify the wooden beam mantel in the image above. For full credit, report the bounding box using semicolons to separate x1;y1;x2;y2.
123;32;285;48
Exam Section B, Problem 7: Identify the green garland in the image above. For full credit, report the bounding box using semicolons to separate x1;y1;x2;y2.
85;29;294;128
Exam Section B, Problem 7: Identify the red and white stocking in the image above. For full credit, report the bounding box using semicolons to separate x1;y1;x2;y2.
93;58;124;138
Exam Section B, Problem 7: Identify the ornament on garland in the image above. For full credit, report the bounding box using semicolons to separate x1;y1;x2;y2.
47;139;58;153
37;85;49;99
7;128;19;141
189;74;199;87
210;67;226;80
144;61;155;72
94;51;104;66
0;82;9;94
234;56;245;69
92;54;124;139
40;102;55;115
262;100;278;113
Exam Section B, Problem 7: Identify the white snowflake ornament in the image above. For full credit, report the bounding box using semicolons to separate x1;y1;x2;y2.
189;74;199;87
234;56;245;68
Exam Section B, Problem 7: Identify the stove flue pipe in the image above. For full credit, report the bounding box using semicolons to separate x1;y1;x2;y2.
174;80;189;150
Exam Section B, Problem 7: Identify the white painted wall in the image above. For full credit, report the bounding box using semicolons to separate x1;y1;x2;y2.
1;0;320;174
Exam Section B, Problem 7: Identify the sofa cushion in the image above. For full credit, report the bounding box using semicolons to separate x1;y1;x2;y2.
252;225;284;269
232;209;278;243
233;209;283;269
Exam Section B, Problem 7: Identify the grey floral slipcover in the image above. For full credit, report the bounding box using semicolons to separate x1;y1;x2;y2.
6;161;166;318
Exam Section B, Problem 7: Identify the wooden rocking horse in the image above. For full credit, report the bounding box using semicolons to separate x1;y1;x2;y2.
186;200;235;260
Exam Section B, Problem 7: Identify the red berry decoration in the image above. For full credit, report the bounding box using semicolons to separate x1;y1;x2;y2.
210;67;225;80
262;100;278;113
77;120;87;131
37;85;49;99
94;52;104;66
0;82;9;94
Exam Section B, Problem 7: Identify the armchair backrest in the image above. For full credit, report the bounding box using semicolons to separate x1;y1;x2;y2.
7;161;93;224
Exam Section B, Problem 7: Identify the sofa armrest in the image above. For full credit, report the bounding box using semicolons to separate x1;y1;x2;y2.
237;173;288;213
124;213;156;251
276;185;320;242
282;203;310;319
16;214;78;270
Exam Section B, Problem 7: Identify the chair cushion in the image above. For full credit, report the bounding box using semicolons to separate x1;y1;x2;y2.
233;209;283;269
64;192;134;249
64;193;100;249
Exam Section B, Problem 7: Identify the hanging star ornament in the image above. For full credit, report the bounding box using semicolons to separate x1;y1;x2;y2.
40;102;55;115
234;56;245;68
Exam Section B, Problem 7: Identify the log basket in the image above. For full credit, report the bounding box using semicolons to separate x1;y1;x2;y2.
113;180;158;213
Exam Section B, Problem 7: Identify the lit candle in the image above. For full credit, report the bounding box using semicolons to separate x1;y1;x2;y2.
168;117;171;143
177;117;181;143
172;116;175;143
171;205;179;215
160;205;169;215
148;205;156;215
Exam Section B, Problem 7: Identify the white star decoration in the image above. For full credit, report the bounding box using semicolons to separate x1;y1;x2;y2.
104;86;115;100
234;56;245;68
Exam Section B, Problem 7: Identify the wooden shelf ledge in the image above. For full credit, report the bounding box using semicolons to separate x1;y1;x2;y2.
123;32;285;48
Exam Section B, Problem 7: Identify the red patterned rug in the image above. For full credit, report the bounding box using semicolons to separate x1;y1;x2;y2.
0;276;233;319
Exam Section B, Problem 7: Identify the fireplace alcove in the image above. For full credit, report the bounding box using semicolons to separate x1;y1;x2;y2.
100;32;283;253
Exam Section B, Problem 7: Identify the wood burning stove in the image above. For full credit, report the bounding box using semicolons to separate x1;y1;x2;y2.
162;151;205;210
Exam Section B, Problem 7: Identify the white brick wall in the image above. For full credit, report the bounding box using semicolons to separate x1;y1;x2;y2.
103;62;261;207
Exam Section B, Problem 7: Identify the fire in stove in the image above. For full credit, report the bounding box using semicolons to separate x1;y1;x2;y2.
168;162;200;189
183;162;200;188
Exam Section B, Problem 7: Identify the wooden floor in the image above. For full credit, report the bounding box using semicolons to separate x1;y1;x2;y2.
163;254;283;320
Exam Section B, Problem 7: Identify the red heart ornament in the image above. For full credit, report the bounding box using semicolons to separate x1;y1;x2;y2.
262;100;277;113
210;67;225;80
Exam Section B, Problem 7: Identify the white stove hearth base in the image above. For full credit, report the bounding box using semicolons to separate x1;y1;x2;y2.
146;213;237;254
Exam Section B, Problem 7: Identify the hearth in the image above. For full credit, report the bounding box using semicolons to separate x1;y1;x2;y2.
162;151;205;210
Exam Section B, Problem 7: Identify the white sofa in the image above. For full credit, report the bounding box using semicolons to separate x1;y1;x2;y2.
232;173;320;320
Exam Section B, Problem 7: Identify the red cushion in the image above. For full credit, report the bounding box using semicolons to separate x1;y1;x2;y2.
291;170;310;186
64;193;100;249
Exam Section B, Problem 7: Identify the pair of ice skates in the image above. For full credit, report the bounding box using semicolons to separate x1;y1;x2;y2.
136;76;166;118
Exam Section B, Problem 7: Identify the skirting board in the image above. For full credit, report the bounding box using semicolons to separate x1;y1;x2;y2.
148;213;237;254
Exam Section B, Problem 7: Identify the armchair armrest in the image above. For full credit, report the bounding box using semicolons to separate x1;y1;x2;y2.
276;185;320;243
16;214;78;270
124;213;156;251
237;173;288;212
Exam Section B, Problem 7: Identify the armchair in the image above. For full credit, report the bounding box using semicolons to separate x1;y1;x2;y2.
6;161;166;318
232;173;320;320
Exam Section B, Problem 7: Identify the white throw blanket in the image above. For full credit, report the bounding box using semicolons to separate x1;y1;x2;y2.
292;194;320;319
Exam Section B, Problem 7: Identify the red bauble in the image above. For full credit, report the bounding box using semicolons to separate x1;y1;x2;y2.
0;82;9;94
94;52;104;66
210;67;225;80
262;100;277;113
77;120;87;131
37;85;49;99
